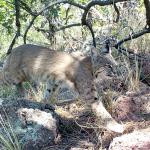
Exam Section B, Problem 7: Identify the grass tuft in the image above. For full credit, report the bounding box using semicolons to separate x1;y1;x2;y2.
0;110;21;150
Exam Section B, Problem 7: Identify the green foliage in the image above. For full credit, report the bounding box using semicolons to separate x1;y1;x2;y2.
0;0;14;34
0;0;149;56
0;86;16;98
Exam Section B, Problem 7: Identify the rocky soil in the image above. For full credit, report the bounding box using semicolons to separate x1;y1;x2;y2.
0;84;150;150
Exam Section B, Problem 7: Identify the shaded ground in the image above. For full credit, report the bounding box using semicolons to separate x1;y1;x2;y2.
0;85;150;150
0;98;98;150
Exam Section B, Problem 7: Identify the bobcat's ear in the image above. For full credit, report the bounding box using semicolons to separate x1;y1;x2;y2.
101;39;111;54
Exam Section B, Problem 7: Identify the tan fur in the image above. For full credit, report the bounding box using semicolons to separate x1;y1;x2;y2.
0;44;118;101
0;44;95;100
0;44;124;133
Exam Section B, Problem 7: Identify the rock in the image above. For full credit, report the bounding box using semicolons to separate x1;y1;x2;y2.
109;129;150;150
112;87;150;122
0;98;58;150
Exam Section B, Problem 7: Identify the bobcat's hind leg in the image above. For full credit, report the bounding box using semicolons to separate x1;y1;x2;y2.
29;81;41;94
43;78;78;104
16;83;25;97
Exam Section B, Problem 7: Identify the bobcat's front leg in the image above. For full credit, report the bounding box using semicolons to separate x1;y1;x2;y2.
74;69;124;133
91;100;124;133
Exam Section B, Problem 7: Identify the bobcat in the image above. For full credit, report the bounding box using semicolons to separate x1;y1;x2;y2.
0;44;124;133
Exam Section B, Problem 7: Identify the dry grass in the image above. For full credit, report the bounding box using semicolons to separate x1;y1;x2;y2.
0;111;21;150
127;58;141;91
116;53;141;92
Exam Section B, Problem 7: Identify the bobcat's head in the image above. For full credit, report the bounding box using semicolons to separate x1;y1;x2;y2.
90;39;118;72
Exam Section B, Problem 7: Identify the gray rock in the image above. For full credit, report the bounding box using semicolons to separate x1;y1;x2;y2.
0;98;58;150
109;130;150;150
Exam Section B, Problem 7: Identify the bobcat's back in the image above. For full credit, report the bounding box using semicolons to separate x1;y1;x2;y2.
3;44;77;84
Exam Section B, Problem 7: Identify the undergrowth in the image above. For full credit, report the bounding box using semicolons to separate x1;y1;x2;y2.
0;111;21;150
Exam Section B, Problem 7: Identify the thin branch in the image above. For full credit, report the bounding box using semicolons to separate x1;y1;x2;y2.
65;5;71;24
15;0;21;34
37;0;85;17
20;0;85;15
144;0;150;27
81;10;96;47
115;27;150;48
19;0;36;16
22;0;129;45
81;18;96;47
82;0;128;25
35;23;81;33
7;0;21;54
22;0;128;45
113;3;120;23
7;34;19;55
56;23;82;31
114;27;150;61
24;16;37;44
23;0;85;44
81;0;128;47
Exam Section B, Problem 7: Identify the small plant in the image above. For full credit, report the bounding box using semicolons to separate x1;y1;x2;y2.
126;56;141;91
0;110;21;150
24;82;58;103
116;53;141;92
0;86;16;98
23;82;44;102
